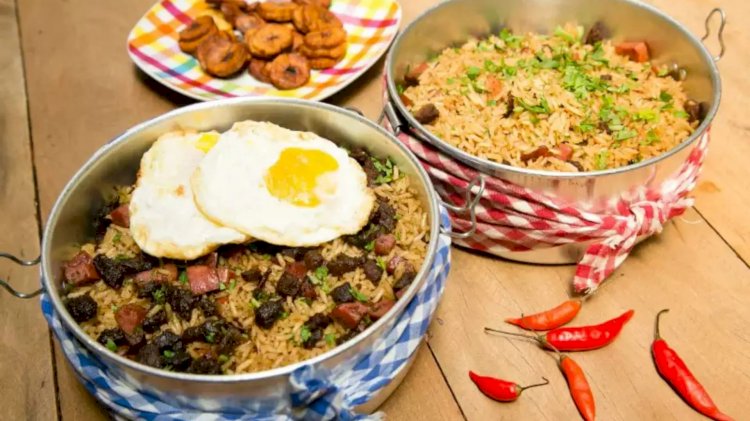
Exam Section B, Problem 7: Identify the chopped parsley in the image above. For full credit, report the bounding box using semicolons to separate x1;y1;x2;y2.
483;59;501;73
163;350;175;359
553;25;579;44
516;97;551;114
249;297;261;309
112;232;122;244
312;266;328;285
498;28;522;48
376;258;386;271
110;304;119;312
487;99;497;106
300;326;312;343
349;286;369;303
634;109;658;123
205;332;216;343
656;66;670;77
179;271;188;285
589;43;609;65
152;286;166;304
595;150;610;170
228;279;236;291
364;241;375;252
371;157;396;185
614;129;638;141
466;66;481;81
106;339;117;352
642;129;660;146
219;282;227;291
280;311;290;319
501;64;517;78
325;333;336;346
218;354;230;364
396;83;405;94
659;91;673;102
446;77;457;85
578;116;595;133
673;110;690;119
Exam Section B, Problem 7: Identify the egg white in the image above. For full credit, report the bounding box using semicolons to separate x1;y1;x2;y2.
129;130;249;259
191;121;375;247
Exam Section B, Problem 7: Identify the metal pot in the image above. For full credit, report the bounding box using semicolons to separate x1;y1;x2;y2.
384;0;725;263
0;98;479;412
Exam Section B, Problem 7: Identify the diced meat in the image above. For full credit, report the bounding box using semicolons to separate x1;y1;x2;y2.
94;254;153;289
108;204;130;228
569;160;586;172
305;313;332;330
63;251;100;285
142;308;167;333
97;328;125;348
615;41;650;63
303;249;325;270
300;278;317;300
363;260;383;284
374;234;396;256
280;247;308;261
133;263;178;285
600;74;612;81
115;303;148;335
584;21;609;45
241;267;265;284
186;265;221;295
187;356;222;375
136;281;162;300
684;99;701;122
302;327;324;349
331;302;369;329
330;282;354;304
404;62;428;86
137;343;163;368
166;286;196;320
486;75;503;98
197;252;218;268
503;92;515;118
413;103;439;124
196;295;217;317
276;272;301;297
327;254;365;276
285;261;308;279
120;254;157;273
557;143;574;162
520;146;551;163
93;200;118;242
336;329;359;345
386;256;404;275
152;330;181;349
65;294;98;322
393;267;417;292
368;299;395;320
217;324;244;355
255;299;284;329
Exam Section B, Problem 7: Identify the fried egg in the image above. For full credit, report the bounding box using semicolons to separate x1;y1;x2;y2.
129;130;249;259
191;121;375;247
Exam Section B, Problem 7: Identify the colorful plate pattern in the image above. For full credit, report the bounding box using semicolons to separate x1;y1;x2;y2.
127;0;401;101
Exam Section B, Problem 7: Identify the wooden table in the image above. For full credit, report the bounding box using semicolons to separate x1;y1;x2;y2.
1;0;748;419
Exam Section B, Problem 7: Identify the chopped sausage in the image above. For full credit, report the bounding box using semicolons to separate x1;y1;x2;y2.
520;146;551;163
584;21;609;45
276;272;301;297
393;267;417;293
187;356;222;375
413;103;439;124
386;256;404;275
404;62;428;86
97;328;125;348
330;282;355;304
197;252;219;268
63;251;100;285
368;299;395;320
303;249;325;270
684;100;701;123
615;41;650;63
503;92;515;118
108;204;130;228
374;198;397;232
363;259;384;284
133;263;178;286
557;144;574;162
374;234;396;256
285;261;308;279
331;302;369;329
166;286;196;320
115;303;148;335
255;299;284;329
327;254;365;276
65;294;98;322
93;254;150;289
300;278;317;300
186;265;221;295
142;308;167;333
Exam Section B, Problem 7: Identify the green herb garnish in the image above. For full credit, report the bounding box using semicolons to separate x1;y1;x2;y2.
483;59;500;73
163;350;175;359
376;258;386;271
300;326;312;343
673;110;690;119
106;339;117;352
349;286;369;303
553;25;579;44
642;129;660;146
219;282;227;291
112;232;122;244
152;286;166;304
614;129;638;141
466;66;481;81
218;354;229;364
111;304;119;312
280;311;290;319
498;28;522;48
634;109;658;123
179;271;188;285
205;332;216;343
371;157;396;184
396;83;405;94
516;97;551;114
325;333;336;346
228;279;236;291
656;67;669;77
249;297;261;309
487;99;497;106
659;91;673;102
595;150;610;170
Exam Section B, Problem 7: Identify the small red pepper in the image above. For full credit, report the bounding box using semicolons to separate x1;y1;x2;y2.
506;298;582;331
559;355;596;421
468;371;549;402
652;309;734;421
488;309;634;352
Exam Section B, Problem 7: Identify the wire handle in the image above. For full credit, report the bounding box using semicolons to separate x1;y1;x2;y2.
701;8;726;62
0;252;42;299
439;176;485;239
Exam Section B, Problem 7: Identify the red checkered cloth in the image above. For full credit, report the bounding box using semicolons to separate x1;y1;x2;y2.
381;97;709;294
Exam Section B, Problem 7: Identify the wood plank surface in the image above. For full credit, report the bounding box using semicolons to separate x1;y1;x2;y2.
10;0;750;419
0;0;57;420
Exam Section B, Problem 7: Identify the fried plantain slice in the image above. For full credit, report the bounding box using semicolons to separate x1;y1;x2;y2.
292;4;341;33
179;16;220;54
267;53;310;89
196;33;249;77
246;23;294;58
304;26;346;49
292;31;305;52
257;1;298;23
300;42;346;59
308;56;341;70
293;0;331;8
248;58;273;83
235;13;266;34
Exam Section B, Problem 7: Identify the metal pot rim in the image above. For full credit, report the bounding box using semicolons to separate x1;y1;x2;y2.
385;0;722;179
41;97;442;383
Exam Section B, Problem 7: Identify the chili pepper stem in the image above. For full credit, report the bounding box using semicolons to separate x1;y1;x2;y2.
518;377;550;392
484;327;546;345
654;308;669;340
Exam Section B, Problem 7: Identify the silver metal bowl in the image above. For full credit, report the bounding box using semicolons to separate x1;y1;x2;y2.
1;98;465;412
384;0;725;263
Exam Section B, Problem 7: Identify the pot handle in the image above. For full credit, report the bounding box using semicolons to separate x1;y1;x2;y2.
0;252;42;299
439;175;485;239
701;8;726;62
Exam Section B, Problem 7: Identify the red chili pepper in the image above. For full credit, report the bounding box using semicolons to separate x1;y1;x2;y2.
652;309;734;421
468;371;549;402
506;298;582;331
559;355;596;421
489;309;634;352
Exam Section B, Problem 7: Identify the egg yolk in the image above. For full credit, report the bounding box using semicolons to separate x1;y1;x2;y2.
195;133;219;153
264;147;339;207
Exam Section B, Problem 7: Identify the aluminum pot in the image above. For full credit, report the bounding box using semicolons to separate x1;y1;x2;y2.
384;0;725;264
0;98;478;413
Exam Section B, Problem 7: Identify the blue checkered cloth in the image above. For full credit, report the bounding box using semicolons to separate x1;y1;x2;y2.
42;209;451;420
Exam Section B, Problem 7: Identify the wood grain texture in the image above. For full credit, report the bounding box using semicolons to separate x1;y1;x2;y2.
0;0;57;419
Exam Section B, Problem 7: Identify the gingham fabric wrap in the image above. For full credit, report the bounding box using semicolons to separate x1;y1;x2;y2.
127;0;401;101
382;88;708;293
41;210;451;420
